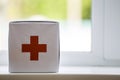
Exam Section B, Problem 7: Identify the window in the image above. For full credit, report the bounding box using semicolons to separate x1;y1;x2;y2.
0;0;91;66
1;0;120;66
0;0;91;52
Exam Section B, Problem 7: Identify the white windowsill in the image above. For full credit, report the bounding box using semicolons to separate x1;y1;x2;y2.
1;66;120;80
1;66;120;74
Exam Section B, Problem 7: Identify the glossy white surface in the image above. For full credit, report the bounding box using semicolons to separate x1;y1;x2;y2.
1;66;120;80
1;66;120;74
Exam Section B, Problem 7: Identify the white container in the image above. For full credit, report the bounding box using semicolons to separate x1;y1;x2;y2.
9;21;59;72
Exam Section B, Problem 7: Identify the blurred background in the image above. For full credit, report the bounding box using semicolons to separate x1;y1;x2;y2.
0;0;91;52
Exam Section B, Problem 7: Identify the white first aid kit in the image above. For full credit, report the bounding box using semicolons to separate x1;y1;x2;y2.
9;21;59;72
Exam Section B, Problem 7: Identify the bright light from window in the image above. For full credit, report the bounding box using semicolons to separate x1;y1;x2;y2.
0;0;91;52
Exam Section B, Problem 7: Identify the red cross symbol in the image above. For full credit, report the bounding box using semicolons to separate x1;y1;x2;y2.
22;36;47;61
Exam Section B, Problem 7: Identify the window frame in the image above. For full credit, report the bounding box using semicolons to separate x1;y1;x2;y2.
60;0;120;66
